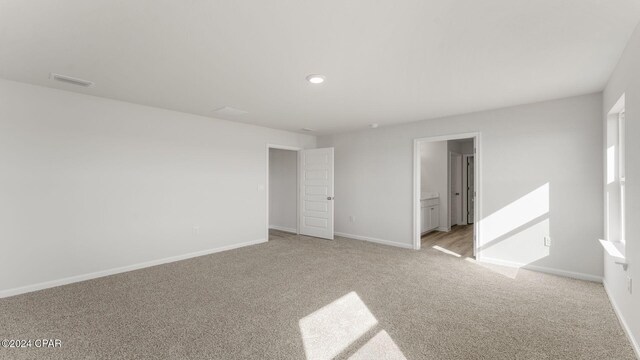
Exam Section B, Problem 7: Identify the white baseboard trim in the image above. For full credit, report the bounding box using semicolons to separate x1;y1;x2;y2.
0;238;267;299
269;225;297;234
479;257;602;283
436;226;450;232
603;281;640;358
334;232;413;249
421;228;449;237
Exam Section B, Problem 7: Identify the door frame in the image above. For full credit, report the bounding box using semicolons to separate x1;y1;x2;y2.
413;132;482;259
266;144;302;241
462;154;475;225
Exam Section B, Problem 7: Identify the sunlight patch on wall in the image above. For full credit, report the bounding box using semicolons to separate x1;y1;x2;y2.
299;292;378;360
480;183;549;245
476;183;551;267
483;218;550;266
348;330;407;360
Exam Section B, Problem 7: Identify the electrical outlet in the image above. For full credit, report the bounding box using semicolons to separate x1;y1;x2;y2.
544;236;551;247
627;276;633;294
349;216;356;223
193;226;200;236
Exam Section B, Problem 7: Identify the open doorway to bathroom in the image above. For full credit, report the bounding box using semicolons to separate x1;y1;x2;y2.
413;134;480;260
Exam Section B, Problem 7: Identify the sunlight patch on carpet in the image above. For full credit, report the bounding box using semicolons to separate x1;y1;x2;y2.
299;292;378;360
348;330;407;360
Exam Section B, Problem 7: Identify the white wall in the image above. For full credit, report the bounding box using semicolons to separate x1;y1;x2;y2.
0;79;316;296
269;148;298;232
420;141;448;230
319;93;603;279
602;22;640;355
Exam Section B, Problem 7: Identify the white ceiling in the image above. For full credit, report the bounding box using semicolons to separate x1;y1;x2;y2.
1;1;639;134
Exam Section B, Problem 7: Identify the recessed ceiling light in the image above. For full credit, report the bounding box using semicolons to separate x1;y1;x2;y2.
301;128;316;132
370;123;379;129
305;74;325;84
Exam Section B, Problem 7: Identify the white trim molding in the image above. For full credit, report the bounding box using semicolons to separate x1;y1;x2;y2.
480;257;603;283
0;238;267;299
335;232;413;249
603;281;640;358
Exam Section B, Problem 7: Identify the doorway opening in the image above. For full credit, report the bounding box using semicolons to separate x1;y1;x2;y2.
267;145;301;240
266;145;336;242
413;133;481;259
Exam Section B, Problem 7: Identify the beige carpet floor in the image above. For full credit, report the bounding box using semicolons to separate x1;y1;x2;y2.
0;230;635;360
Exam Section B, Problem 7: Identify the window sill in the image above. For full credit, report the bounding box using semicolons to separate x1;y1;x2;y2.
599;239;626;263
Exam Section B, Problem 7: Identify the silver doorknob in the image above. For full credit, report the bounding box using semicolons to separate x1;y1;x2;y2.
327;196;334;200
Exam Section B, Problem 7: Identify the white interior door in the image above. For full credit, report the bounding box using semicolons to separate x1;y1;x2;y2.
299;148;334;239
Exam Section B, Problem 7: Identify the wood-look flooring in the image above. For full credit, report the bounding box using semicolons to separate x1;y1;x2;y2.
422;224;474;258
271;226;475;259
269;228;299;240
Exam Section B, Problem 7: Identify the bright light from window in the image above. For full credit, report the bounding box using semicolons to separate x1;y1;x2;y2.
480;183;549;243
432;245;462;257
599;239;625;259
299;292;378;360
607;146;616;185
477;183;550;265
619;111;626;244
605;94;626;245
348;330;407;360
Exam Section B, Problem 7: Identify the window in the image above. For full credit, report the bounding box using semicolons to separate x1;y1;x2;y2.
605;94;626;250
618;110;626;244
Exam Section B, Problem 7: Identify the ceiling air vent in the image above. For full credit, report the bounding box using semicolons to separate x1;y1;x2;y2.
212;106;248;116
50;73;94;87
